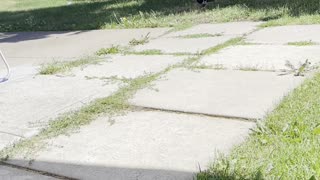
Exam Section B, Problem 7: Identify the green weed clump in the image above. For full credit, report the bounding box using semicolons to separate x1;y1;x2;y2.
96;46;121;56
39;57;102;75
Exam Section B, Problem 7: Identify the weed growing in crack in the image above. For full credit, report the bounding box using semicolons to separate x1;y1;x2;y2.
96;45;121;56
279;59;316;76
129;33;150;46
176;33;223;39
39;57;104;75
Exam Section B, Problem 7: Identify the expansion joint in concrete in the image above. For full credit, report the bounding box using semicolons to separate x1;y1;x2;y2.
132;106;258;123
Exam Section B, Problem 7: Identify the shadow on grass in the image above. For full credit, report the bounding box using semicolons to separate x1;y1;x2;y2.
1;159;194;180
0;0;318;32
196;167;265;180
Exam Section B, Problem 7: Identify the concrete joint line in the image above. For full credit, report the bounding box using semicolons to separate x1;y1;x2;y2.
0;161;77;180
132;106;258;123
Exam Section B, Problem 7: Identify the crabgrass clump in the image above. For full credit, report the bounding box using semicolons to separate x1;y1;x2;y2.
96;45;121;56
129;33;150;46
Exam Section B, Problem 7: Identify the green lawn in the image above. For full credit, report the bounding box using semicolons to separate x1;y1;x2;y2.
0;0;319;32
198;72;320;179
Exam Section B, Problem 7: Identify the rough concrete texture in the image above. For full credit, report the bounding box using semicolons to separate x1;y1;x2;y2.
0;54;181;150
0;28;170;67
0;71;118;149
0;65;37;82
133;35;237;54
246;25;320;44
0;165;56;180
10;111;254;180
165;22;261;37
130;68;305;120
72;55;185;78
199;45;320;71
0;134;21;150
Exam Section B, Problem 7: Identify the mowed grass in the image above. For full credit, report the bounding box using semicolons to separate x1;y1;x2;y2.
0;0;319;32
198;72;320;179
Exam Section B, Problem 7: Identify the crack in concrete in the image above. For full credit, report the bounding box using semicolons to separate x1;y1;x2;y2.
0;161;77;180
132;106;258;123
0;131;25;138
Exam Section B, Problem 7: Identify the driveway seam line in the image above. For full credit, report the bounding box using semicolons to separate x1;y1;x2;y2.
131;106;258;123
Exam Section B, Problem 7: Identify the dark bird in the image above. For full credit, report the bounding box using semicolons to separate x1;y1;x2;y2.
196;0;211;7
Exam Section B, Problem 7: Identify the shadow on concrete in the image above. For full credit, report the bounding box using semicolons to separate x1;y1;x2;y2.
0;32;72;43
0;160;195;180
0;30;93;43
0;0;318;33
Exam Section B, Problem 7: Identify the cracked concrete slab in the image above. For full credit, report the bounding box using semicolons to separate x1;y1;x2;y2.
72;55;185;78
199;45;320;71
9;111;254;180
133;35;238;54
0;165;57;180
246;25;320;44
0;55;181;150
130;68;305;120
165;22;261;38
0;28;170;67
0;71;119;142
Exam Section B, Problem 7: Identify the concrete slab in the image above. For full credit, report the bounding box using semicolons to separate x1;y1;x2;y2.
0;165;57;180
0;70;119;142
0;28;170;67
133;35;237;54
0;134;21;150
246;25;320;44
165;22;261;38
130;68;305;120
9;111;254;180
199;45;320;71
0;54;181;150
0;65;37;83
72;55;185;78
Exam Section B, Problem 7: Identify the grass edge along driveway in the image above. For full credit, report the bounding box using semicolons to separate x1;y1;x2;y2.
198;72;320;179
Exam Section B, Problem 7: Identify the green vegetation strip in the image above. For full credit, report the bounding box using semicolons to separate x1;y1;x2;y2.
198;72;320;179
287;41;318;46
125;49;164;56
1;0;319;32
39;56;103;75
201;37;244;55
39;48;193;75
176;33;223;39
260;15;320;28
